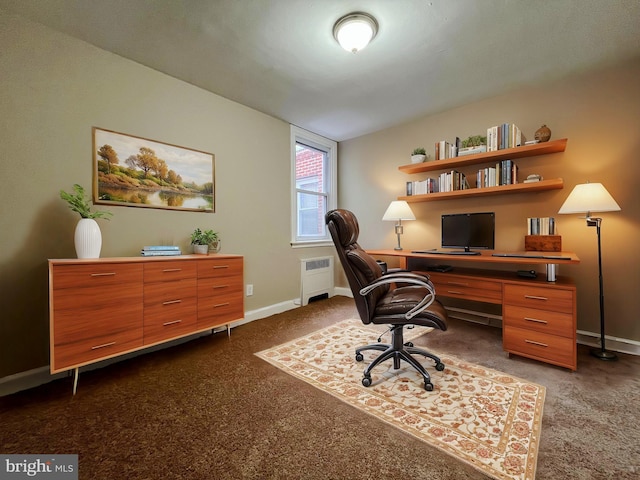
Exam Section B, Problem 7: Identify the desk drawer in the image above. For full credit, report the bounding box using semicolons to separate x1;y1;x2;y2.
504;304;574;338
428;272;502;304
504;284;574;314
504;325;576;370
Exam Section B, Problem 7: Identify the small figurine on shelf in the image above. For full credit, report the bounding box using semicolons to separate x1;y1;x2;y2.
534;125;551;142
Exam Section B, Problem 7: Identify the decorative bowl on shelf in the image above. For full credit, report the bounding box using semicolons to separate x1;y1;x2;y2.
410;154;426;164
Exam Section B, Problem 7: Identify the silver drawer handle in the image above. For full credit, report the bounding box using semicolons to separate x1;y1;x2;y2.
214;302;230;308
524;295;548;301
213;285;228;289
163;268;182;272
163;320;182;326
447;281;468;286
524;317;548;324
163;299;182;305
525;339;548;347
91;341;116;350
90;272;116;277
446;290;464;295
213;265;229;269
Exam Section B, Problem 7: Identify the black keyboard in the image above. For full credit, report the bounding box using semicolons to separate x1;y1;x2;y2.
412;249;480;256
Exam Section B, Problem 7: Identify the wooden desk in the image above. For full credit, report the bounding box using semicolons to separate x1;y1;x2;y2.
367;249;579;370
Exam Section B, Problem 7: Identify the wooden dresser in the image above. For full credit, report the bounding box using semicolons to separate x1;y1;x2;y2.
49;255;244;392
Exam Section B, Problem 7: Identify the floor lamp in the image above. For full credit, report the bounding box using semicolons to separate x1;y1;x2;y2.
558;182;621;360
382;200;415;250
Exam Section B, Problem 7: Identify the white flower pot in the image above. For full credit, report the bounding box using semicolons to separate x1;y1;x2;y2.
74;218;102;259
193;244;209;255
411;154;426;164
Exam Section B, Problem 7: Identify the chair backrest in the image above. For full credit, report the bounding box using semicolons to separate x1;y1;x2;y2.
325;209;389;324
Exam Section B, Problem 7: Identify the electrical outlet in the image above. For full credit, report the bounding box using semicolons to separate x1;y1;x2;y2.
246;284;253;296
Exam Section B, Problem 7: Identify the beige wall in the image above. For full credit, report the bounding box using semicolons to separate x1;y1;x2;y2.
339;59;640;344
0;12;334;378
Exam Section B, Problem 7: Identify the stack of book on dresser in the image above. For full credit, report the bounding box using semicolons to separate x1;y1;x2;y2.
140;245;182;256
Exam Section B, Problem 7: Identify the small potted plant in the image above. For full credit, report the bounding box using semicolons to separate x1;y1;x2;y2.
410;147;427;164
190;228;219;254
60;184;112;259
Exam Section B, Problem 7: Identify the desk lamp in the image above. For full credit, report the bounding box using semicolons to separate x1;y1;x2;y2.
558;182;621;360
382;201;415;250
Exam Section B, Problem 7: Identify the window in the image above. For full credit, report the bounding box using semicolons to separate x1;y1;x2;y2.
291;125;337;246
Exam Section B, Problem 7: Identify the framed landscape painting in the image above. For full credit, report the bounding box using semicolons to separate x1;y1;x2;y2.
93;127;215;212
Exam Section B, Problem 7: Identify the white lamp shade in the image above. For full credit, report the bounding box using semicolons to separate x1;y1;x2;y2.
334;13;378;53
558;182;621;214
382;201;415;221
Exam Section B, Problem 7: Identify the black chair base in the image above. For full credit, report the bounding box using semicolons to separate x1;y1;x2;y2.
355;325;445;391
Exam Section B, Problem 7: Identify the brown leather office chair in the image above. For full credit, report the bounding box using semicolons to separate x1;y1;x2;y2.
326;209;448;391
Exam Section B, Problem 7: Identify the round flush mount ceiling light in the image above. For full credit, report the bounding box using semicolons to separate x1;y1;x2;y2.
333;12;378;53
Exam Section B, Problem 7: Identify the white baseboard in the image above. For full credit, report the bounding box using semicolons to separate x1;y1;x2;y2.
576;330;640;356
0;299;302;397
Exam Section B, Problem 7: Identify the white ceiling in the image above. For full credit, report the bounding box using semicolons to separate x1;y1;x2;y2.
2;0;640;141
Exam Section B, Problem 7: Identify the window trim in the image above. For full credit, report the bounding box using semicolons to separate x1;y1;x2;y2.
290;125;337;247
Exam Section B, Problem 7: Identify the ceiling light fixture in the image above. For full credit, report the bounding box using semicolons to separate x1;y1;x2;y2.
333;12;378;53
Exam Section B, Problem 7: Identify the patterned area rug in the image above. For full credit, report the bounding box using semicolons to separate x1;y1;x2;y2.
256;319;545;480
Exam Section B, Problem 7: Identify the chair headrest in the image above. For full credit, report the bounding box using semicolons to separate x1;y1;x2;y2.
326;209;359;247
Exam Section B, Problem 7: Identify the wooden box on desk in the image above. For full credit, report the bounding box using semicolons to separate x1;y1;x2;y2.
525;235;562;252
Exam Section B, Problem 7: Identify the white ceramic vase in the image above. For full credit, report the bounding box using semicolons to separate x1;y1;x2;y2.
74;218;102;259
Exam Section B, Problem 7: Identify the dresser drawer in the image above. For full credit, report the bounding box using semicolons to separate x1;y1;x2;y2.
51;263;142;290
504;284;574;314
197;257;243;279
503;304;575;338
503;325;576;370
198;291;244;328
51;326;142;373
144;261;197;282
428;272;502;304
143;278;197;343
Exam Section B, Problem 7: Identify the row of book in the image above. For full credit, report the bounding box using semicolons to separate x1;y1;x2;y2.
140;245;182;256
477;160;518;188
432;123;529;160
406;170;470;195
487;123;527;152
527;217;556;235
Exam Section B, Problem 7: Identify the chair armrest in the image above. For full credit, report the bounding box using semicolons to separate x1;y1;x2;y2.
359;273;436;320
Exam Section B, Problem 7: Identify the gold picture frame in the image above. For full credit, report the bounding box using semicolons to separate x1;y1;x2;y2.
93;127;215;212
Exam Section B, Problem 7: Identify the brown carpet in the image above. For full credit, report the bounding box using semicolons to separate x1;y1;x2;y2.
1;296;639;479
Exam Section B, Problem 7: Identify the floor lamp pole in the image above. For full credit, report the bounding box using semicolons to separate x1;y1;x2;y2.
590;217;617;360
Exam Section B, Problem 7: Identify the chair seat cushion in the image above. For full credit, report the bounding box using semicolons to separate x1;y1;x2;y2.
373;286;448;330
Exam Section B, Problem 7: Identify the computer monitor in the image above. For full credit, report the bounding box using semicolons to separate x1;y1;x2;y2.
441;212;495;252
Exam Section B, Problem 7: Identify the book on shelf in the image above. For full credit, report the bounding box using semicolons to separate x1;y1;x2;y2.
476;160;518;188
487;123;526;151
458;145;487;156
527;217;556;235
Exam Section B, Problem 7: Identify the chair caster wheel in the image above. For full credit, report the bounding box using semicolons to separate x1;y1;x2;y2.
425;382;434;391
355;353;364;362
435;362;445;371
362;376;372;387
404;342;414;347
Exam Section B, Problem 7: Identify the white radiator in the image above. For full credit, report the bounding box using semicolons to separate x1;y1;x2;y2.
300;256;334;306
